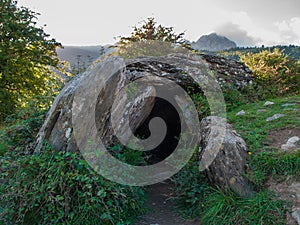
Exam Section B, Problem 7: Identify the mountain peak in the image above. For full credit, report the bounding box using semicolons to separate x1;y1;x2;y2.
192;33;237;52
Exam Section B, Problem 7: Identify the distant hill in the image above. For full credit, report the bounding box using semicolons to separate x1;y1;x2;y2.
56;45;112;72
56;41;300;75
192;33;237;52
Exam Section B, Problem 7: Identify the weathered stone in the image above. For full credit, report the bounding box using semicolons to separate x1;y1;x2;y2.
292;208;300;225
199;116;254;198
257;109;267;113
264;101;275;106
266;114;286;122
281;136;300;151
282;103;296;107
35;54;253;154
288;136;300;144
236;110;246;116
34;53;254;197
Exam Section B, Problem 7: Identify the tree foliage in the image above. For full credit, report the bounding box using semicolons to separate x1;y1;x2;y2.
0;0;64;120
240;48;300;97
114;17;192;58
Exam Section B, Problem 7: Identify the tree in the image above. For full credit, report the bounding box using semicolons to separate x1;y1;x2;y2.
240;48;300;97
0;0;64;120
113;17;192;58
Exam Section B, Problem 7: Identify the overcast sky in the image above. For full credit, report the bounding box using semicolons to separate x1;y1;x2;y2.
18;0;300;47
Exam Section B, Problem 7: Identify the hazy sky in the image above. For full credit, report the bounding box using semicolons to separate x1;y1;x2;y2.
18;0;300;47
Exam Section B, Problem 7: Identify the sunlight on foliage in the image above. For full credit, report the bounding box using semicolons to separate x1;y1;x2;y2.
0;0;67;121
112;17;192;59
239;48;300;97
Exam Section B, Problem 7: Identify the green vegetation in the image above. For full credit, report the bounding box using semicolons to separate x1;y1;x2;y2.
227;95;300;184
113;17;192;58
240;48;300;97
0;103;147;225
0;0;65;121
0;8;299;224
173;155;288;225
175;42;300;224
173;95;300;224
217;45;300;61
0;149;146;224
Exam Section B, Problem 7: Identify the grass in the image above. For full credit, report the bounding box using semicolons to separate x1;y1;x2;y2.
227;95;300;153
200;188;287;225
227;95;300;185
173;95;300;224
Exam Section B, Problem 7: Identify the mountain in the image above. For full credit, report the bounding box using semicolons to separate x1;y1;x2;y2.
192;33;237;52
56;34;237;71
56;45;112;70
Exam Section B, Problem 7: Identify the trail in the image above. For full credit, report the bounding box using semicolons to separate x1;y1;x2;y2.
135;181;200;225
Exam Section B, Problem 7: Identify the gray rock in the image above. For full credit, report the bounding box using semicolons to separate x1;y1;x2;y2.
34;53;253;197
264;101;275;106
199;116;254;198
257;109;267;113
281;143;297;151
288;136;300;145
282;103;296;107
236;110;246;116
35;54;253;154
266;114;286;122
281;136;300;151
292;208;300;225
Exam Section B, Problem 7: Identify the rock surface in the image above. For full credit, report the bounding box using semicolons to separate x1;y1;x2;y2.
35;53;253;153
264;101;275;106
292;208;300;225
199;116;254;198
281;136;300;151
266;114;286;122
236;110;246;116
34;53;253;197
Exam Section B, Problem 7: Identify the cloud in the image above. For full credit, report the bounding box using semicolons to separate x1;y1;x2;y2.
215;22;260;47
274;17;300;45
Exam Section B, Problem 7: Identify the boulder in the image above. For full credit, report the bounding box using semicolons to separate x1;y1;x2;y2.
34;53;253;196
199;116;254;198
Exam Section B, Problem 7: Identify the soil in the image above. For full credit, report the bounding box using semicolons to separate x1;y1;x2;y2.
266;126;300;225
266;177;300;225
135;180;200;225
267;127;300;151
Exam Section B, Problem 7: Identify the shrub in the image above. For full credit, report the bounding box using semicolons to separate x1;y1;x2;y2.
0;148;146;224
0;96;50;155
240;48;300;98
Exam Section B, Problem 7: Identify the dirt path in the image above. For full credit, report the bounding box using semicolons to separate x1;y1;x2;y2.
135;181;200;225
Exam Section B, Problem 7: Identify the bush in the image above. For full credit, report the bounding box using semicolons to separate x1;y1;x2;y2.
0;148;146;224
172;155;211;218
0;99;147;224
240;48;300;98
0;97;50;156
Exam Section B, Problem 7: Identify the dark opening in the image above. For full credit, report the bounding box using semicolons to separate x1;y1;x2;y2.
134;97;181;164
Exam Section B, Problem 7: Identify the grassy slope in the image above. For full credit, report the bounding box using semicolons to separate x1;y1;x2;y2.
174;95;300;225
227;95;300;184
